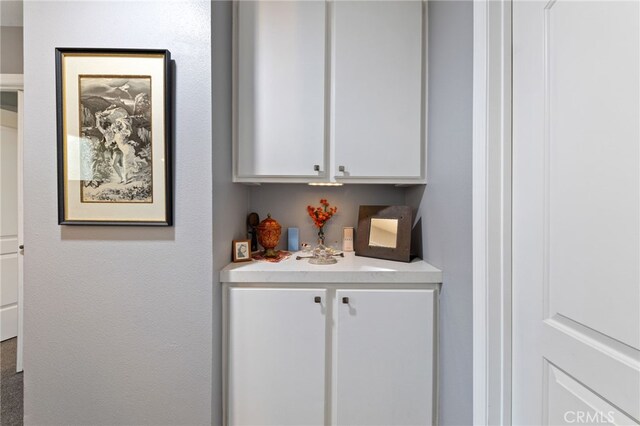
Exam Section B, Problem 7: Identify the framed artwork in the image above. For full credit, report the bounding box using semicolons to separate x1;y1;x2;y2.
233;240;252;262
55;48;172;225
355;205;412;262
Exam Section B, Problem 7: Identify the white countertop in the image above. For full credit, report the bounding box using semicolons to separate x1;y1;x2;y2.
220;252;442;284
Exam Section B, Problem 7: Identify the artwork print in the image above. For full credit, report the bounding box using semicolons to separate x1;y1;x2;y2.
79;76;153;203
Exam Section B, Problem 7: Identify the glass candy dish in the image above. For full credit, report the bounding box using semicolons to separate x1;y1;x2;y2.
309;243;338;265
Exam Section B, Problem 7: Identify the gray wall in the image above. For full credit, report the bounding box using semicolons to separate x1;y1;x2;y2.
248;185;405;250
23;2;213;424
406;1;474;425
212;1;249;422
0;26;23;74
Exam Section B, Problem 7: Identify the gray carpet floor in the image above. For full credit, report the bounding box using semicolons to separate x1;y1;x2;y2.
1;338;23;425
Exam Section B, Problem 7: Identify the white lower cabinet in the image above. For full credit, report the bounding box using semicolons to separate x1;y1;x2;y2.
335;289;435;426
224;285;438;426
228;288;327;426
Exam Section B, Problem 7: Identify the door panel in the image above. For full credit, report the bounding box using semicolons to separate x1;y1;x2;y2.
236;1;326;178
1;125;18;235
228;287;327;426
544;0;640;348
513;1;640;424
335;289;435;426
544;315;640;421
1;254;18;305
0;248;18;342
333;0;424;179
1;123;18;341
546;363;637;425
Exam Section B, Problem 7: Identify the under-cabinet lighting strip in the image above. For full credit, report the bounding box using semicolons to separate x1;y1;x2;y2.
308;182;344;187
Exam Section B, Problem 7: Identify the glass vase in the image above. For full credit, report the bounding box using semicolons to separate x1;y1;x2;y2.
310;227;337;264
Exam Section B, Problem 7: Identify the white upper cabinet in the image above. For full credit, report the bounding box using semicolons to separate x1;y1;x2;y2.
332;0;425;182
235;1;327;181
234;0;427;184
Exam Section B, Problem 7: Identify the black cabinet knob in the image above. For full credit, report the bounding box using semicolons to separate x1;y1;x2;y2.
314;296;321;304
18;245;24;250
342;297;349;304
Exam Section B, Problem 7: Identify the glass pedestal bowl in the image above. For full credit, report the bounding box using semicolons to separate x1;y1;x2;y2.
309;243;338;265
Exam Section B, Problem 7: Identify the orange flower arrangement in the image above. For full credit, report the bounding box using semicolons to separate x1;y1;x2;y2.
307;199;338;244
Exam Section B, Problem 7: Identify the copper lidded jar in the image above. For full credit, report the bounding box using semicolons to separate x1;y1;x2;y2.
256;213;281;258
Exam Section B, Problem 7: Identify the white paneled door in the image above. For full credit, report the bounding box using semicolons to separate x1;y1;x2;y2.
1;110;19;342
513;1;640;424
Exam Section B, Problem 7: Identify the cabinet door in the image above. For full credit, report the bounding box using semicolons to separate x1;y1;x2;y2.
333;1;425;181
335;289;436;426
228;287;327;426
236;1;327;180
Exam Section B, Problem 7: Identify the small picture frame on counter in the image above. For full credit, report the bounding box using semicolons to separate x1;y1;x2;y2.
232;239;252;263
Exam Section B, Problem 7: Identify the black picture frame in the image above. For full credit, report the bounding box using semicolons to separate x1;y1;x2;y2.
55;48;173;226
355;205;413;262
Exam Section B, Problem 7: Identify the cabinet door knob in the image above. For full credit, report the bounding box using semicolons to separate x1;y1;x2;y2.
338;165;345;172
342;297;349;304
19;245;24;250
314;296;322;304
314;165;321;172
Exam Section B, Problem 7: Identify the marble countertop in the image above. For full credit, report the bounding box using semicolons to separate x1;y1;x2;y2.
220;252;442;284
